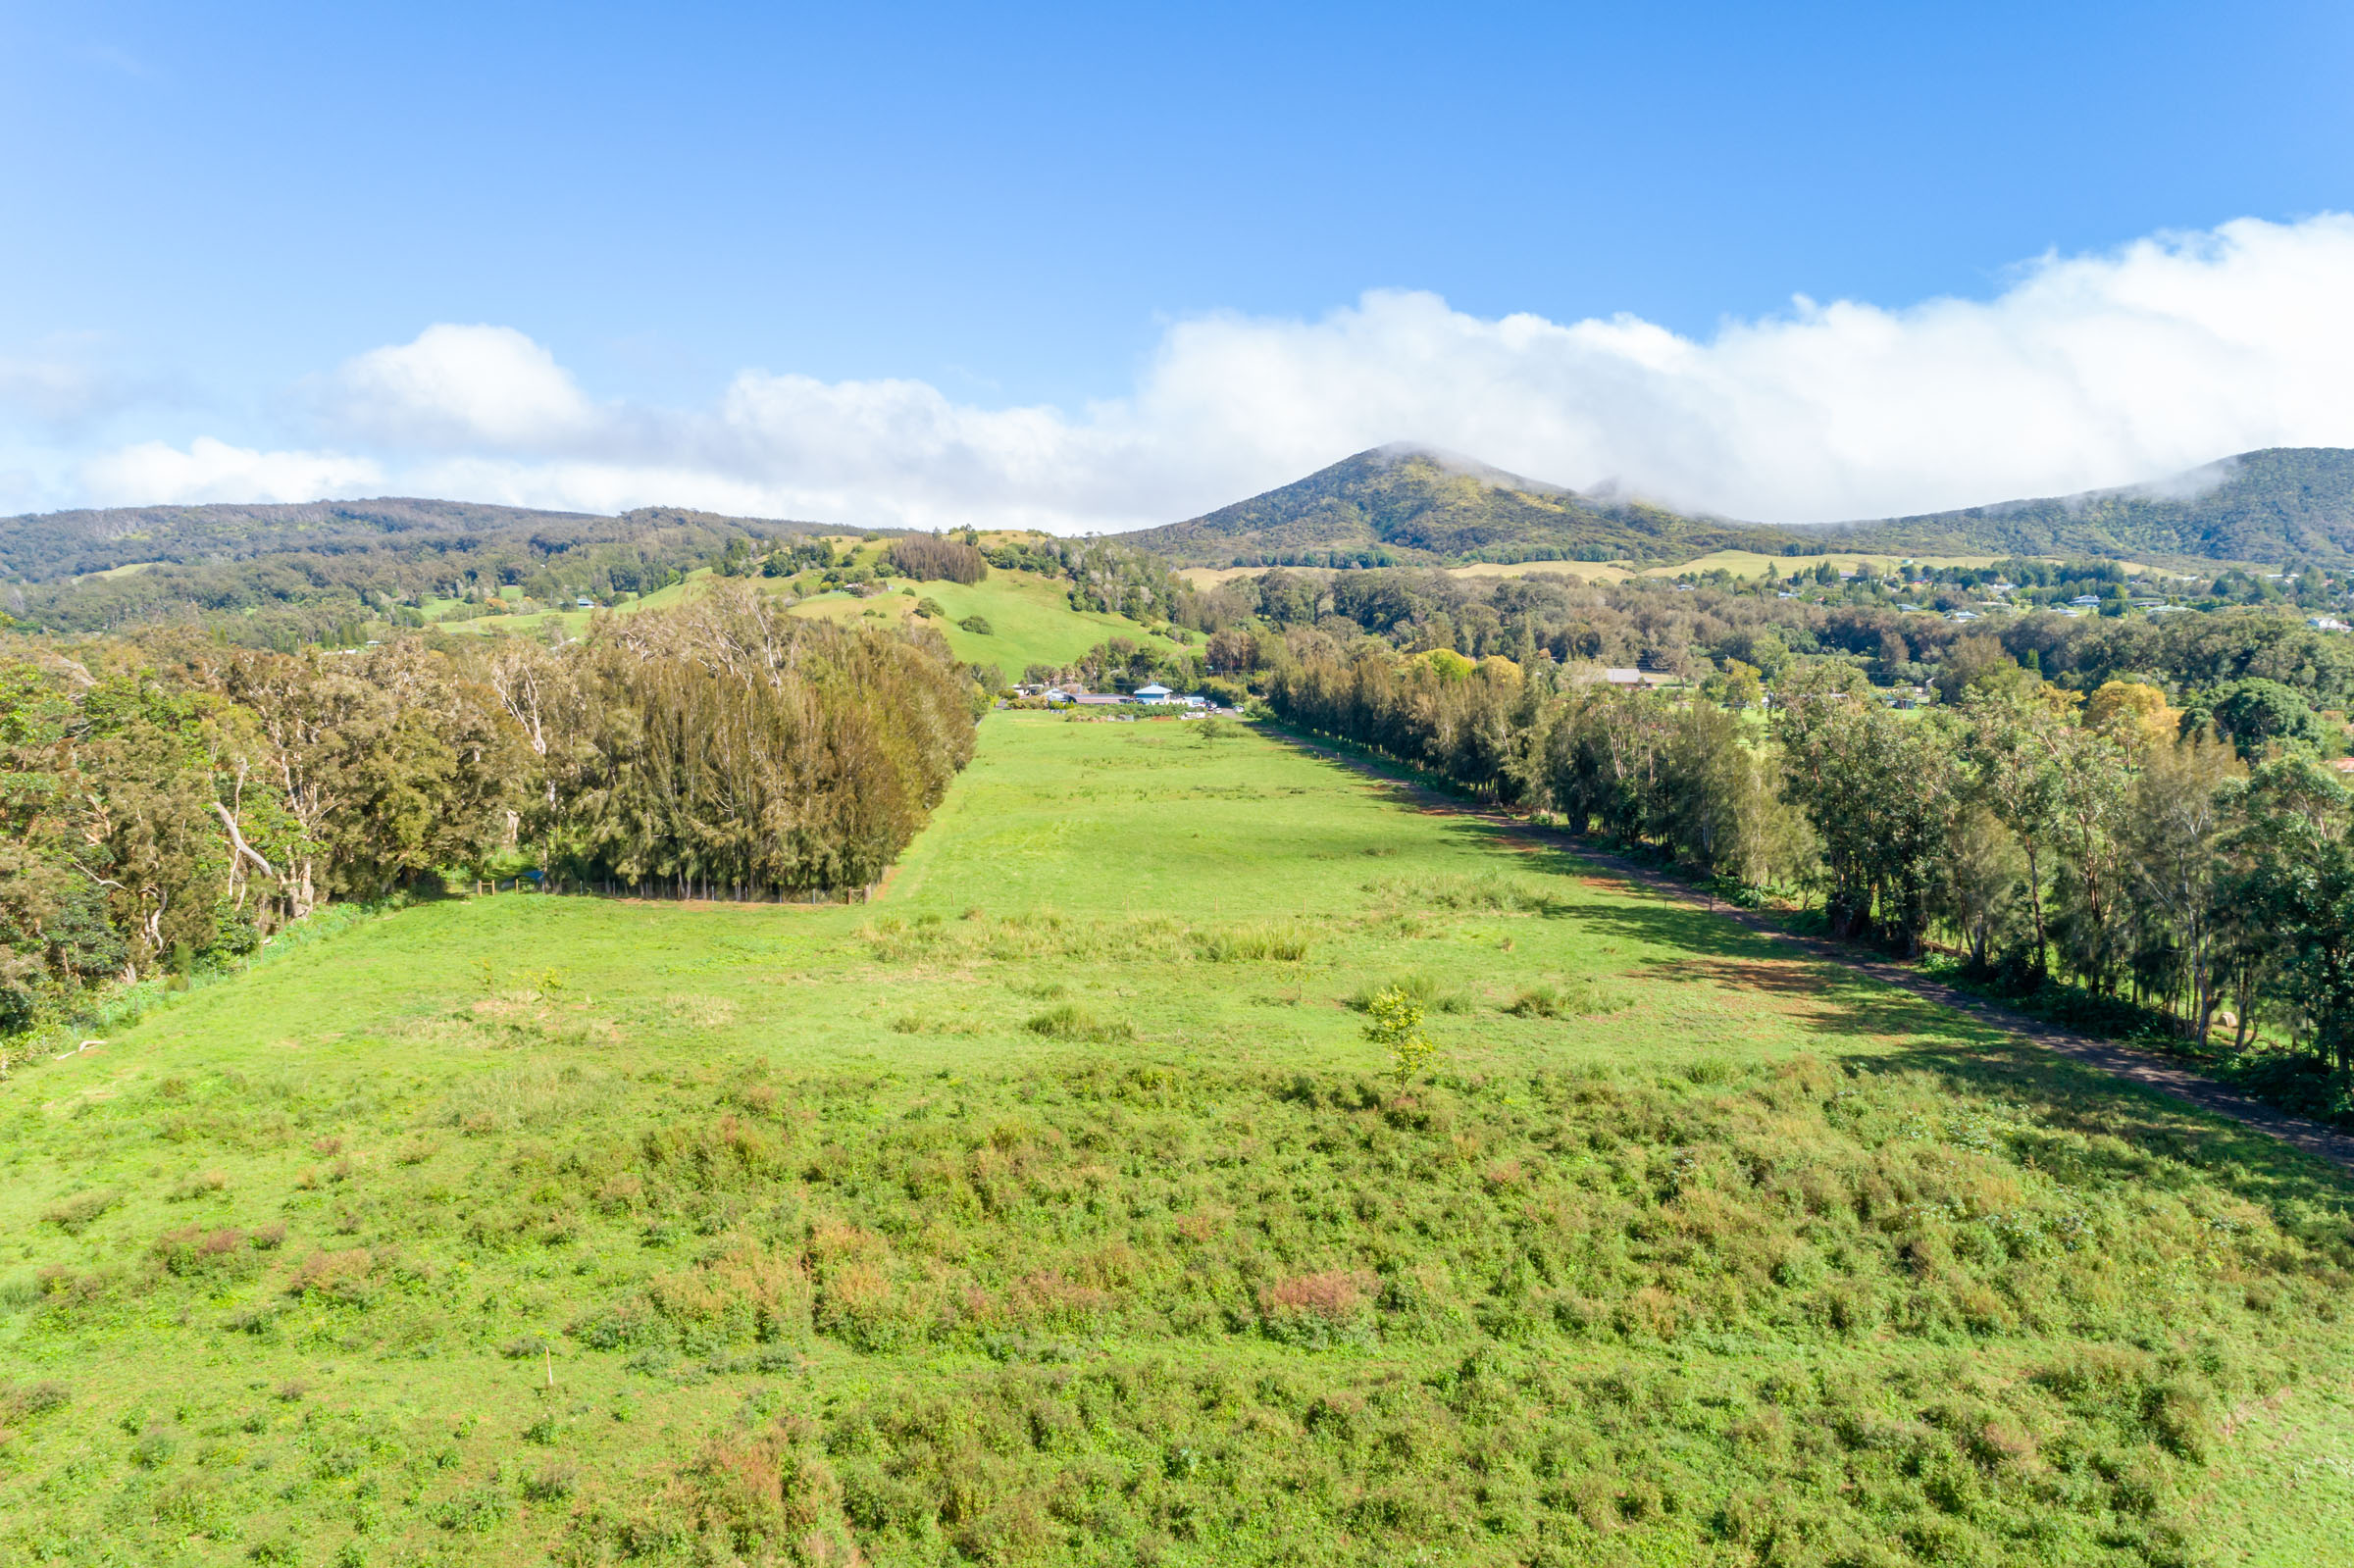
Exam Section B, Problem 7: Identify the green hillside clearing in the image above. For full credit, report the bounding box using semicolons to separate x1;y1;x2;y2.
785;571;1192;673
429;562;1182;678
3;716;2352;1564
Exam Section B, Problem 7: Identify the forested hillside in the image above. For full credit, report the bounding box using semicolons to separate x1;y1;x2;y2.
0;499;852;648
1119;446;1795;567
1832;447;2354;562
1125;445;2354;570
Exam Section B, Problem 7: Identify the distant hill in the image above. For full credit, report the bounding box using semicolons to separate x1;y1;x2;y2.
1126;444;2354;570
1116;446;1797;567
0;497;850;583
1827;448;2354;564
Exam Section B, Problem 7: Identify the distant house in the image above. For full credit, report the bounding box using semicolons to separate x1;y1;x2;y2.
1134;683;1175;702
1073;693;1131;706
2071;594;2103;607
2309;617;2349;632
576;596;594;609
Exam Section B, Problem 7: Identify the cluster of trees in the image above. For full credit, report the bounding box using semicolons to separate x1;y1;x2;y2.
1269;641;2354;1069
0;587;978;1033
886;535;990;584
1193;566;2354;711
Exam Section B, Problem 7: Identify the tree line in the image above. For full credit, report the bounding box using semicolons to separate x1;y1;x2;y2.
0;585;978;1034
1267;642;2354;1094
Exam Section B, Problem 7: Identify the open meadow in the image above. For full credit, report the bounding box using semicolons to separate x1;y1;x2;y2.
428;563;1186;680
5;714;2354;1565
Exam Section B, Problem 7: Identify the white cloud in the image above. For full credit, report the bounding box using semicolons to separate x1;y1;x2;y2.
319;324;597;449
0;353;124;428
77;437;382;507
31;213;2354;528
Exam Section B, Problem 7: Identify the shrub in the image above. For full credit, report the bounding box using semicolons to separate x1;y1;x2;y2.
914;597;946;620
41;1189;119;1236
1257;1270;1377;1348
1363;987;1432;1086
152;1226;260;1280
957;615;994;635
285;1249;376;1305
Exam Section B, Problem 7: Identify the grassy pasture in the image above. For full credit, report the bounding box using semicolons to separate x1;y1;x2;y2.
428;565;1183;678
784;571;1193;674
4;715;2353;1565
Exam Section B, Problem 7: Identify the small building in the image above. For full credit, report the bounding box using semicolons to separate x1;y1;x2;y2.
1134;683;1175;703
576;596;594;609
2071;594;2103;607
2309;617;2349;632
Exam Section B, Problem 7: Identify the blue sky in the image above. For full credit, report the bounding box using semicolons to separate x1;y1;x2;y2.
3;1;2352;527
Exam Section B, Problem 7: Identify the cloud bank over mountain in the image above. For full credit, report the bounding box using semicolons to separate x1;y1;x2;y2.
12;214;2354;530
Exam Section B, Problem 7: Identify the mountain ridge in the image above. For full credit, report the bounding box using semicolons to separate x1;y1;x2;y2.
1114;444;2354;568
1114;445;1797;567
0;497;844;583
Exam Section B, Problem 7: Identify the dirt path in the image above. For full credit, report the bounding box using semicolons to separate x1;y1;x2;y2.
1273;726;2354;1176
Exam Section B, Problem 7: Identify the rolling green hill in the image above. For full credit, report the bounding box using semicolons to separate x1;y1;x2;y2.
0;499;850;584
1117;446;1796;568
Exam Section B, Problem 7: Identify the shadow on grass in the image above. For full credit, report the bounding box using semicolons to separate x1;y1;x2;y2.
1285;740;2354;1219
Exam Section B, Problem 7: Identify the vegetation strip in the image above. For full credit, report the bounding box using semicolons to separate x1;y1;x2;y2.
1269;722;2354;1175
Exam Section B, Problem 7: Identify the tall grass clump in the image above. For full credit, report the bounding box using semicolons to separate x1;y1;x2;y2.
1506;979;1630;1018
1022;1004;1134;1043
1196;923;1311;962
1346;972;1473;1014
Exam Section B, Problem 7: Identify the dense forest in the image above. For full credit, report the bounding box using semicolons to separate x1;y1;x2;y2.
0;587;980;1035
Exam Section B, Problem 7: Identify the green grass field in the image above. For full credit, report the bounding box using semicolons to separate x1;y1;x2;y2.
6;715;2354;1565
427;566;1183;679
785;571;1192;674
424;571;716;641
